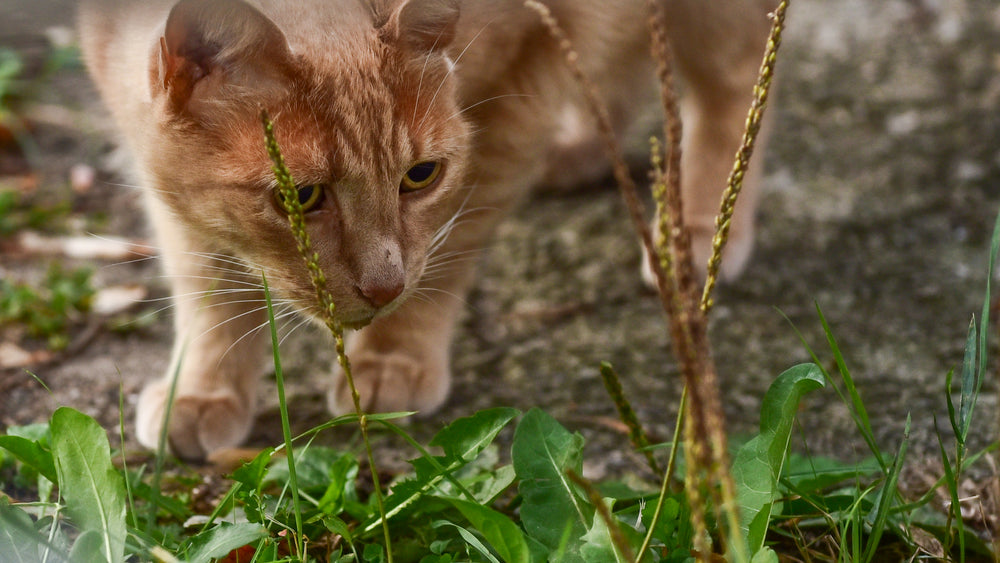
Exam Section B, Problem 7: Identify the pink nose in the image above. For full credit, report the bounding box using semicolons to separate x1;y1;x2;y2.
359;280;405;308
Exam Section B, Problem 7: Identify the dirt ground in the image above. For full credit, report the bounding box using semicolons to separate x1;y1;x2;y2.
1;0;999;482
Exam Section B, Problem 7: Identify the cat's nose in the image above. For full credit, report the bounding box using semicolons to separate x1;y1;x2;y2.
359;279;405;309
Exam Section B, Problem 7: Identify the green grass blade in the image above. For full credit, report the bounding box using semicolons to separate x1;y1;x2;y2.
971;206;1000;432
262;273;304;559
955;317;976;449
814;305;888;471
934;416;965;562
117;379;139;533
149;338;186;530
862;414;909;563
50;407;126;563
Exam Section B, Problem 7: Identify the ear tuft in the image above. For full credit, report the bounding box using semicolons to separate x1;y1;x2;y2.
157;0;291;111
393;0;460;54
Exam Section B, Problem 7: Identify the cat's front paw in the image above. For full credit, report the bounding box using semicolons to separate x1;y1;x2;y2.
328;351;450;416
135;381;253;461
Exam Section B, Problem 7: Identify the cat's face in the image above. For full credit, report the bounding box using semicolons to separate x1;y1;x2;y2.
143;0;468;327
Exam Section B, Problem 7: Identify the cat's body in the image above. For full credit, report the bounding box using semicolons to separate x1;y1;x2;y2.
79;0;774;459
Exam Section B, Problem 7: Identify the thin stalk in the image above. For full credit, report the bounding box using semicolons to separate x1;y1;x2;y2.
600;362;661;475
149;339;186;531
636;386;686;563
701;0;789;313
263;274;305;560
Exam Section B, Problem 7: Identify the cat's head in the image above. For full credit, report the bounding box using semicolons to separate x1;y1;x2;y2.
144;0;469;328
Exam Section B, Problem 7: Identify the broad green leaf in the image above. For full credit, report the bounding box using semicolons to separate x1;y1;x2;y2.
512;408;590;557
363;542;386;562
445;498;532;563
579;503;633;563
0;498;47;563
68;530;104;563
5;423;50;443
0;436;56;484
267;446;355;494
640;493;692;556
316;453;360;515
733;363;825;558
750;546;779;563
472;464;516;505
183;522;269;563
50;407;126;563
232;447;273;489
431;407;519;464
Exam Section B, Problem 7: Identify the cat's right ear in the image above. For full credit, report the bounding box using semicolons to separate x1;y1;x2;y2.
388;0;461;54
155;0;293;115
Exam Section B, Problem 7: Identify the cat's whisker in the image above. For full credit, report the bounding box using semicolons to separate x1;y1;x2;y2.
152;274;265;289
424;248;483;268
138;287;264;304
138;294;275;325
445;94;534;123
278;315;315;347
101;181;144;192
413;286;470;307
195;303;274;347
427;189;485;252
185;250;265;272
218;305;299;365
418;19;496;130
411;39;436;129
102;247;266;287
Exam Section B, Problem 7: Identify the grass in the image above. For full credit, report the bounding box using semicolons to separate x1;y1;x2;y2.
0;278;996;560
0;263;94;351
1;0;999;562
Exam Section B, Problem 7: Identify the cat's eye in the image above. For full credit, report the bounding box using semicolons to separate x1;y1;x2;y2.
275;184;326;213
400;161;443;192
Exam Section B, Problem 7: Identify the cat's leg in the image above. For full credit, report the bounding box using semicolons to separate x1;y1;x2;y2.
136;213;267;460
655;0;776;280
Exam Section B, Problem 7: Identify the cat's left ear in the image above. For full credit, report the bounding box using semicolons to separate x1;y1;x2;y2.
387;0;461;54
156;0;294;114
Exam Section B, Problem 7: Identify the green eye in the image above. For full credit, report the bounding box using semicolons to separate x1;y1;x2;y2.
400;161;442;192
276;184;326;212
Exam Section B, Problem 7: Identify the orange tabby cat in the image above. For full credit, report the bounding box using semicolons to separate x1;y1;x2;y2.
78;0;774;459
